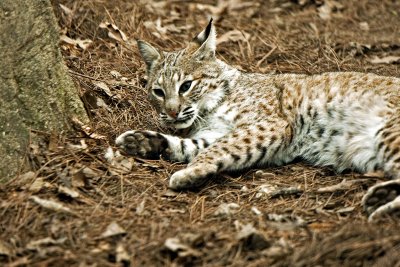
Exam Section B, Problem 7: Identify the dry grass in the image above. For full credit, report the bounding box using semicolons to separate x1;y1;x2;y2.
1;0;400;266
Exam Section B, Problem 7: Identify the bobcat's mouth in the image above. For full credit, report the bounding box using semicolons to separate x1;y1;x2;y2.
172;114;196;129
160;106;198;129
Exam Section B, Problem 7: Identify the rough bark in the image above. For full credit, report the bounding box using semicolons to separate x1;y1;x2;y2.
0;0;88;181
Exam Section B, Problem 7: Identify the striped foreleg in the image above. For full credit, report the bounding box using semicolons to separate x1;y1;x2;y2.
115;130;215;162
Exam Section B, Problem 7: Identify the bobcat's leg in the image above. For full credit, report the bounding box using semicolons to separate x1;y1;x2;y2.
169;122;289;190
379;115;400;179
115;130;223;162
363;116;400;220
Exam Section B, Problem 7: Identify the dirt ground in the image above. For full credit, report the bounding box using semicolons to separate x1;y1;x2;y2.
1;0;400;266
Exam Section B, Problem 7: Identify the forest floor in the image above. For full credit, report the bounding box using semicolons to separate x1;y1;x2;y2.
2;0;400;266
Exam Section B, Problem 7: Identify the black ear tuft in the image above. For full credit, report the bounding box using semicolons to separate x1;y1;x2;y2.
190;18;216;59
193;18;214;45
203;18;213;43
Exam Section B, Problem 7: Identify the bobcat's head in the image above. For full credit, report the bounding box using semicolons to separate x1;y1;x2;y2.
137;20;228;129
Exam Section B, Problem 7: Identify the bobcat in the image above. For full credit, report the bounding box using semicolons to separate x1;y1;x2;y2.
116;20;400;220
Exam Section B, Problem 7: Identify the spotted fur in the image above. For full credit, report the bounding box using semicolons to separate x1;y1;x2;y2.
116;20;400;217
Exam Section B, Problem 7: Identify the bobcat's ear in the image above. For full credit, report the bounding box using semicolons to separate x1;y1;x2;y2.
137;40;162;72
190;19;216;60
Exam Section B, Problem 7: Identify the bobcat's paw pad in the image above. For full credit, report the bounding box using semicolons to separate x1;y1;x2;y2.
362;179;400;221
115;130;167;159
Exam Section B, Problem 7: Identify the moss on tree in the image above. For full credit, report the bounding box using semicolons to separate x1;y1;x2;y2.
0;0;88;181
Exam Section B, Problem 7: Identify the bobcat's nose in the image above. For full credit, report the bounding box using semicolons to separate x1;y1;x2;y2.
167;109;179;119
165;100;180;119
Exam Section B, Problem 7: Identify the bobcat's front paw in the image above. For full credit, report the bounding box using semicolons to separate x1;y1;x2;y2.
115;130;168;159
169;164;217;190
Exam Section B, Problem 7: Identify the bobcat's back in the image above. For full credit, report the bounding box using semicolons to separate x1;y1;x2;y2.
191;71;399;174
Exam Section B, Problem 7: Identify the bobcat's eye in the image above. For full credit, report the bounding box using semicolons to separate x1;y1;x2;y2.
179;81;192;94
153;89;165;98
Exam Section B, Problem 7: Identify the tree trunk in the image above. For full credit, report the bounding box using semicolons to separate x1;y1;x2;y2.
0;0;88;181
